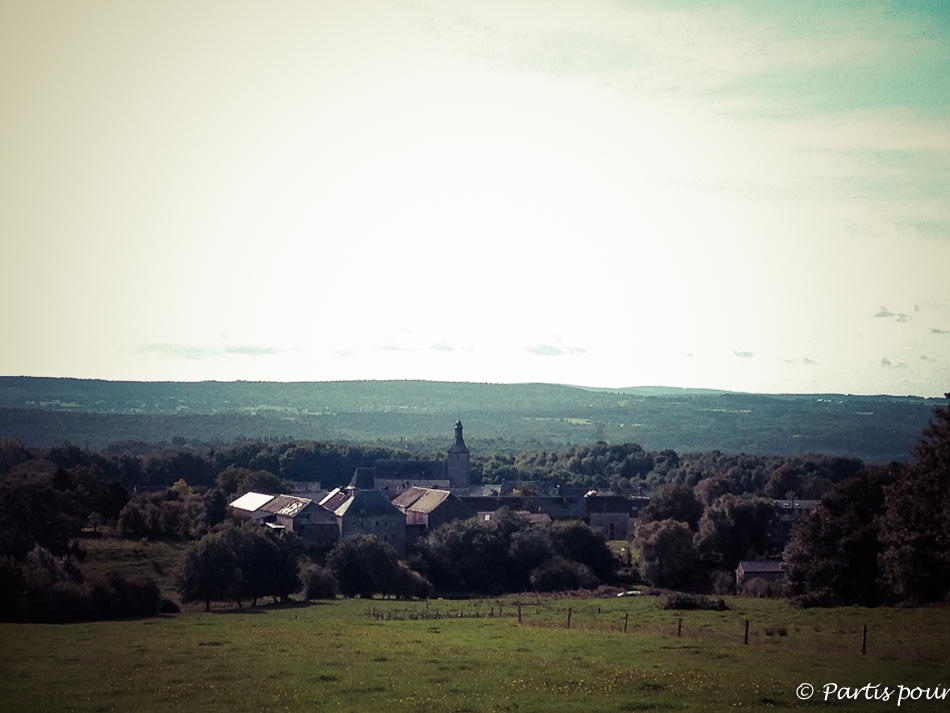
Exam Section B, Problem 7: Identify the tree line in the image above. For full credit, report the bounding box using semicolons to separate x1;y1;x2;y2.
630;395;950;607
2;393;948;616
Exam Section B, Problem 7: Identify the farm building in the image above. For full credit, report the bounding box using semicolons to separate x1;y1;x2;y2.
736;560;785;589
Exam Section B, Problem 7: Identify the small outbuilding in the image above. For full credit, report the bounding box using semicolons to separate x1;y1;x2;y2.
736;560;785;589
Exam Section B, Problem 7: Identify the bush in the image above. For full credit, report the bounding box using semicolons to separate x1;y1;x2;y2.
740;576;786;599
661;593;729;611
710;570;736;595
530;557;600;592
789;587;843;609
303;565;338;600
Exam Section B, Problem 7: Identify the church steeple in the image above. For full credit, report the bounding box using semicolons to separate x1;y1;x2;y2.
446;420;470;490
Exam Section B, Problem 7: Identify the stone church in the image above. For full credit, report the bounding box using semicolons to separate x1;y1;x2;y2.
351;420;471;496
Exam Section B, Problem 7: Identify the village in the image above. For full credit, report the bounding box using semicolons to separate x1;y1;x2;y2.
229;421;816;590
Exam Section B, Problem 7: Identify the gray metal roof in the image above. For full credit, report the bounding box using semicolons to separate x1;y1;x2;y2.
334;489;404;518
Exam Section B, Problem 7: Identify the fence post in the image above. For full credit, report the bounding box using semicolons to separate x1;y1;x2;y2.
518;604;522;624
744;620;750;645
677;619;682;637
567;608;572;629
624;613;629;633
862;625;867;655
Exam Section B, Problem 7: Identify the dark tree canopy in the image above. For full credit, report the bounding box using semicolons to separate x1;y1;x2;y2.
635;518;697;590
877;395;950;604
785;465;897;607
177;532;242;611
637;484;703;531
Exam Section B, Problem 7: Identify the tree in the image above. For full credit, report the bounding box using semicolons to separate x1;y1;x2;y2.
877;394;950;604
694;475;733;508
637;484;703;531
785;465;896;607
414;518;510;595
176;532;242;611
203;489;228;528
302;565;338;600
547;520;616;584
530;557;599;592
636;519;697;590
326;535;405;598
0;462;85;559
507;530;555;591
764;464;801;499
693;494;774;572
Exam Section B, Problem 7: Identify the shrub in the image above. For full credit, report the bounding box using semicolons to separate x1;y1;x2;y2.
740;576;786;599
789;587;843;609
530;557;600;592
303;565;338;600
662;593;729;611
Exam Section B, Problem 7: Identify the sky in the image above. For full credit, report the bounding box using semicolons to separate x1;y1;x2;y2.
2;0;949;396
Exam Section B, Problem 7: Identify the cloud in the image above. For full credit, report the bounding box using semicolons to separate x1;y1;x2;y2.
874;306;912;323
897;220;950;240
783;357;817;365
524;345;565;356
523;344;588;356
881;357;908;368
431;341;455;352
733;350;754;358
931;327;949;334
138;344;282;360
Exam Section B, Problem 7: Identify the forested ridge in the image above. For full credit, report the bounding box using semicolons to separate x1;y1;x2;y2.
0;377;938;462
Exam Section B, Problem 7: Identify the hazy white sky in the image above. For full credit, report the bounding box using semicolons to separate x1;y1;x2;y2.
2;0;949;395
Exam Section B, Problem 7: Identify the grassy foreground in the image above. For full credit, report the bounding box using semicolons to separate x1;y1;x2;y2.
1;596;948;713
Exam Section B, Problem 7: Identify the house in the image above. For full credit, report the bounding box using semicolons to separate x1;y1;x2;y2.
331;488;407;558
392;487;476;545
585;494;636;541
260;495;338;550
229;492;339;550
232;487;409;556
736;560;785;589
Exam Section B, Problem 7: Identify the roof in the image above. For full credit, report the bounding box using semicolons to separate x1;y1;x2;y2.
259;495;312;517
230;492;276;511
393;487;453;513
319;487;349;511
374;459;446;480
585;495;636;514
737;560;785;574
334;489;403;518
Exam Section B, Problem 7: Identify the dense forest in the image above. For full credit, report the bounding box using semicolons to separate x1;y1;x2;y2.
0;377;939;462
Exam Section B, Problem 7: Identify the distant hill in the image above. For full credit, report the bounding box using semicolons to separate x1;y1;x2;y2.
0;377;942;462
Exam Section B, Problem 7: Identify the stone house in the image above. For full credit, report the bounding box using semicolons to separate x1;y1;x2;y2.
736;560;785;589
584;494;636;541
331;488;407;558
392;486;476;545
229;492;339;550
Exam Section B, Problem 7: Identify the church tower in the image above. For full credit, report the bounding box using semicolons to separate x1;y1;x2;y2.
446;420;470;491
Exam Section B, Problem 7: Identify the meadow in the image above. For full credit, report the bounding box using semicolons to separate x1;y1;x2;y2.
2;594;948;713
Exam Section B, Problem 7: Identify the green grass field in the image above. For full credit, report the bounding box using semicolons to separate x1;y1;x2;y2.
2;595;948;712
